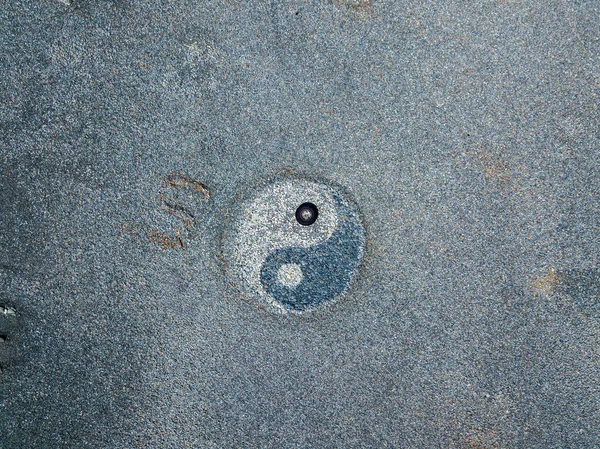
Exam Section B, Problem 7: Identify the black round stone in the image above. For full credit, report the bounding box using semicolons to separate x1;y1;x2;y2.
295;202;318;226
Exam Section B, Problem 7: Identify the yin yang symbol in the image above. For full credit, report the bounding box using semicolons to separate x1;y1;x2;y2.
222;177;365;313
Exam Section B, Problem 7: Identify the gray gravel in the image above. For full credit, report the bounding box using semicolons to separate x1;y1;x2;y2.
1;0;599;447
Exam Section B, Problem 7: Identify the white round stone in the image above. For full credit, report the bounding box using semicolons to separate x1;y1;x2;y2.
276;263;304;288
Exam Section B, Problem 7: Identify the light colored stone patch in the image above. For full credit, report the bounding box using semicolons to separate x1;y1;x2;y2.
532;268;560;294
276;263;304;288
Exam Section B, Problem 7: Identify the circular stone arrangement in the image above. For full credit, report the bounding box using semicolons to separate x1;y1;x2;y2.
222;176;365;314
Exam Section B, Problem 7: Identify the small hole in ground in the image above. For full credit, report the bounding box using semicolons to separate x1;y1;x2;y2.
295;202;319;226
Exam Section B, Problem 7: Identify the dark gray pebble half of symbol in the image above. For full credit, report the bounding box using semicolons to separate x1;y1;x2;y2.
260;193;363;312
